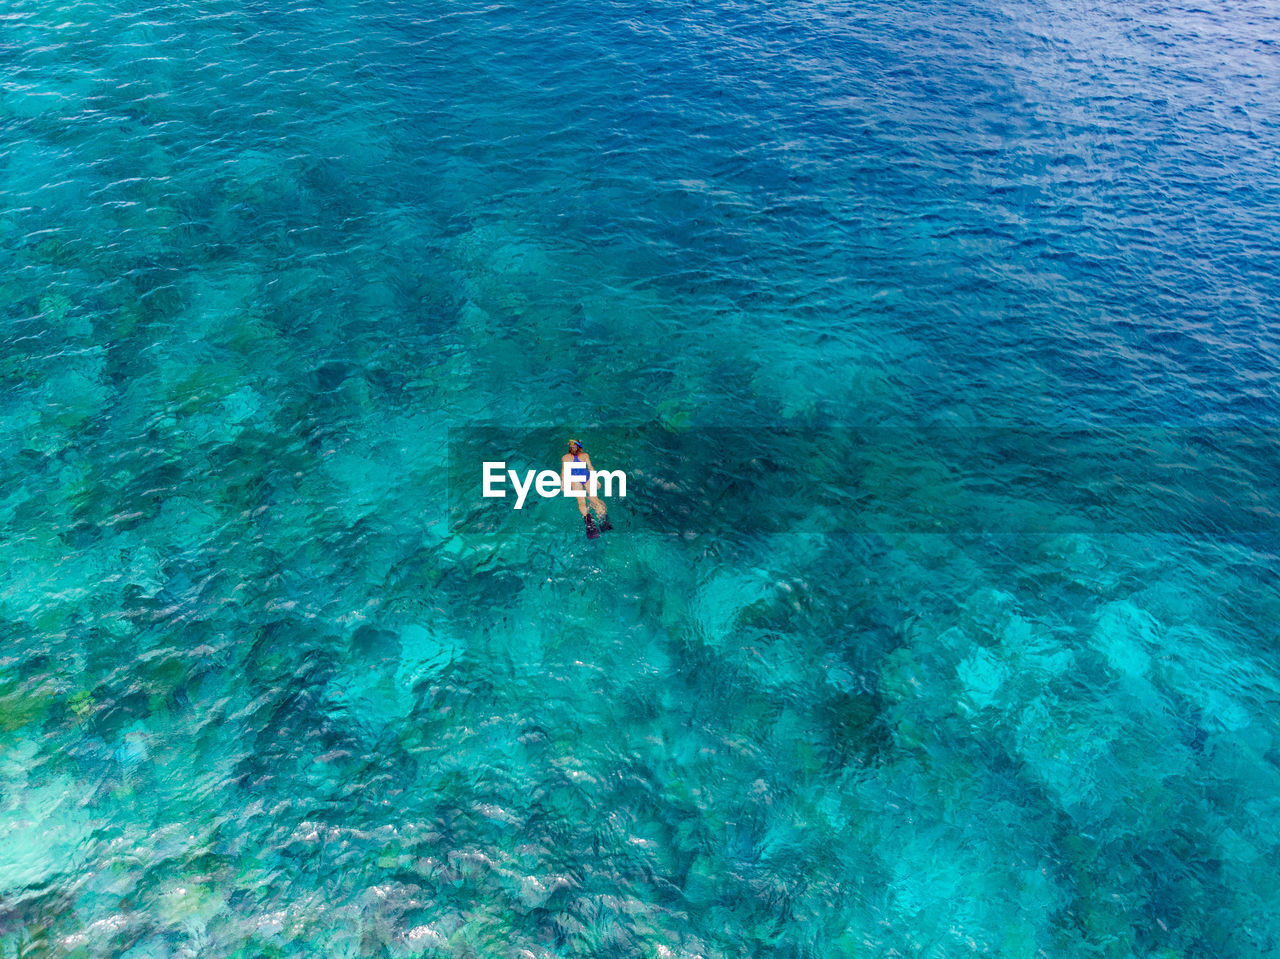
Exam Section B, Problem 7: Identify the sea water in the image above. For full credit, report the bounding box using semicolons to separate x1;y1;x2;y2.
2;0;1279;955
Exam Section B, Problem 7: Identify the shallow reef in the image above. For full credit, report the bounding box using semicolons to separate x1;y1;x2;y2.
3;0;1280;955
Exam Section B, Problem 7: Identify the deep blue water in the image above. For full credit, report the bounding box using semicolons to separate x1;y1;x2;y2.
3;0;1280;955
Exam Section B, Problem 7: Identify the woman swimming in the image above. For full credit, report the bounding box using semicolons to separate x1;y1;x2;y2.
561;438;612;539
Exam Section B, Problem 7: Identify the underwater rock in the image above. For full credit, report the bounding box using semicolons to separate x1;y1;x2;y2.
689;570;773;649
1092;600;1161;678
397;624;458;685
33;348;111;441
38;291;74;327
322;442;400;523
960;587;1018;633
125;546;167;597
154;495;221;551
655;398;693;433
0;772;93;895
996;612;1075;686
0;679;57;735
1197;687;1252;733
114;723;151;769
183;386;265;446
220;386;262;428
69;690;95;721
400;923;449;953
1160;623;1275;745
956;646;1008;711
1035;534;1116;591
1013;696;1117;823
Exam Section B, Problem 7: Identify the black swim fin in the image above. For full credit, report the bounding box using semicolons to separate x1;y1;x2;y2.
598;515;613;532
584;514;601;539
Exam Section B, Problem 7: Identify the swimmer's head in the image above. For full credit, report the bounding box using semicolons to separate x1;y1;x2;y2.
568;438;583;452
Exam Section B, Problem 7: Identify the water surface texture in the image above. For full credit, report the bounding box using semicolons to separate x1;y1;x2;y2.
3;0;1280;955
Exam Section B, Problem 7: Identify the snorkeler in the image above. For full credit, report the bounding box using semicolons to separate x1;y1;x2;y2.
562;438;612;539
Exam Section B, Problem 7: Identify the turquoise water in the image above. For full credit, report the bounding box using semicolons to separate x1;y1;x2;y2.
3;0;1280;954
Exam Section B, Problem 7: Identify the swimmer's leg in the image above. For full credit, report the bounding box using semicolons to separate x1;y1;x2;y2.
588;494;611;531
572;484;599;538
